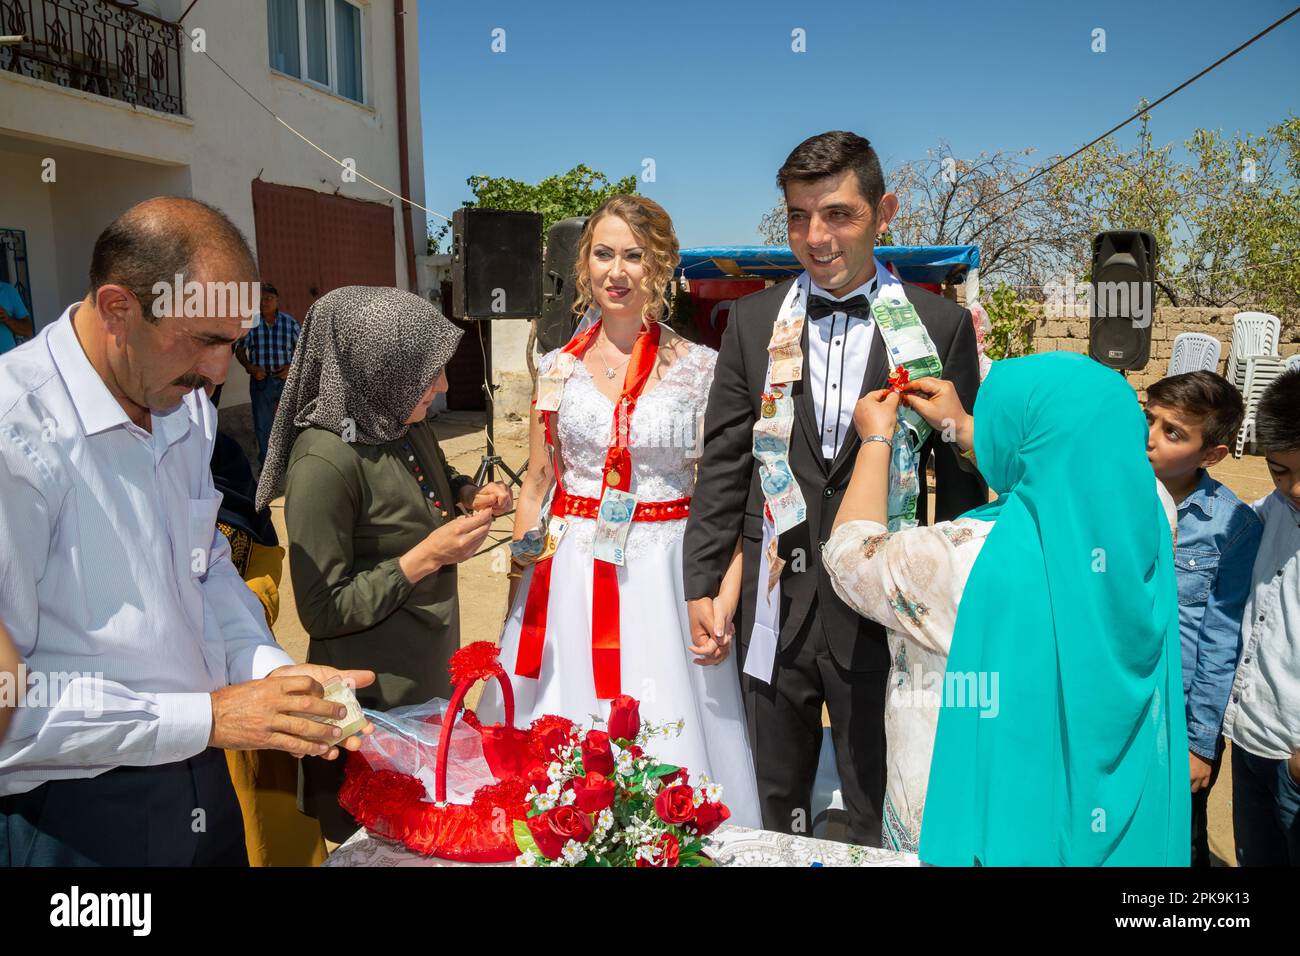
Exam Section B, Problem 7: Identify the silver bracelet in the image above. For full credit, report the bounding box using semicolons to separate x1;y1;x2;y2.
861;434;892;447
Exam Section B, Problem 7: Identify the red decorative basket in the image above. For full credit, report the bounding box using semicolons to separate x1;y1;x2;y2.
339;642;551;863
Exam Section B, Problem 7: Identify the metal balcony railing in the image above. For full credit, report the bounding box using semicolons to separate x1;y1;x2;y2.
0;0;183;115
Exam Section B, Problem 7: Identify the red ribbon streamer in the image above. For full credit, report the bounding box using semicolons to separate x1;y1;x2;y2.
516;319;663;699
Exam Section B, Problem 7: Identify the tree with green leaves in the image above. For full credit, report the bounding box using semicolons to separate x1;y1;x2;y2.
1048;108;1300;320
429;164;639;253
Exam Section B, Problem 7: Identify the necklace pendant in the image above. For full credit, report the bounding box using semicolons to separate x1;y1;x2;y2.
605;368;617;379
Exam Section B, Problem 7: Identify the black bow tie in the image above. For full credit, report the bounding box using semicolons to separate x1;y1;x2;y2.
807;293;872;321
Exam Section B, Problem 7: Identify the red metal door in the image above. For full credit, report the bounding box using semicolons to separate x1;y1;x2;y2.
251;180;397;323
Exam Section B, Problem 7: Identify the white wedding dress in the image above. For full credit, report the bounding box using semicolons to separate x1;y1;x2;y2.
477;342;761;829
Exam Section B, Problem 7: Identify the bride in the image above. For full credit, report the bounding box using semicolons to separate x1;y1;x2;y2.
476;195;760;828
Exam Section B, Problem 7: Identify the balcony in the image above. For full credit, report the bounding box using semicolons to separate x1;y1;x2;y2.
0;0;183;115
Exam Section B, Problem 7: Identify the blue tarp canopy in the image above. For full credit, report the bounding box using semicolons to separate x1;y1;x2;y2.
676;244;980;285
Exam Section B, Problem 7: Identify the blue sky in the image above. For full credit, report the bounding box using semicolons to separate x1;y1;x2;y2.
416;0;1300;248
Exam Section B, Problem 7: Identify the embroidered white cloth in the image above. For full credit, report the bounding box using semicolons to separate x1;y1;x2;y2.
324;823;919;867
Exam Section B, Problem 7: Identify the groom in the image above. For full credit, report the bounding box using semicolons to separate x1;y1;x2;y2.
683;131;987;847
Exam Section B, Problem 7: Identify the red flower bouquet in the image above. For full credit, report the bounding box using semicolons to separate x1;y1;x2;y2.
512;702;730;867
338;642;731;867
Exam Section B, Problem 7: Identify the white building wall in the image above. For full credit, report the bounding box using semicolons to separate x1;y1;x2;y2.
0;0;425;407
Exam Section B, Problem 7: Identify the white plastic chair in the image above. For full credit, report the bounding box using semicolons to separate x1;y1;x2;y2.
1226;312;1281;390
1236;354;1289;457
1286;353;1300;373
1167;332;1222;376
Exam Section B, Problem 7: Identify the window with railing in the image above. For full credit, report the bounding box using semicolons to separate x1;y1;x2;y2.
268;0;364;104
0;0;184;115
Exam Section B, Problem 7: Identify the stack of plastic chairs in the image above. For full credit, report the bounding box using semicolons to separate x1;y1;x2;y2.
1229;312;1284;457
1167;332;1222;376
1286;353;1300;373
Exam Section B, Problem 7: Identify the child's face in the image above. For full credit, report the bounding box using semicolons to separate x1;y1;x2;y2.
1145;403;1225;483
1264;447;1300;511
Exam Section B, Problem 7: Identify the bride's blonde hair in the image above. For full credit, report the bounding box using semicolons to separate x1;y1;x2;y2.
572;195;680;326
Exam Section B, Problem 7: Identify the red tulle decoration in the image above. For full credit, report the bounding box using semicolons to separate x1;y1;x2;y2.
528;714;577;762
448;641;504;686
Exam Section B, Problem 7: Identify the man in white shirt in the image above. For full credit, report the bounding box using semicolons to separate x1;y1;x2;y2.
0;197;373;866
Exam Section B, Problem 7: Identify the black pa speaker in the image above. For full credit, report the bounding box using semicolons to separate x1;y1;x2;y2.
537;216;588;353
1088;229;1156;371
451;208;543;320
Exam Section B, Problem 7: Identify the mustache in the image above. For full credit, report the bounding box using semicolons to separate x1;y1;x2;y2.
173;373;214;391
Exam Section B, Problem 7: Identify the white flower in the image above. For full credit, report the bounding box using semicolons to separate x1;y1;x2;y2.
546;781;562;800
517;850;538;867
561;840;588;865
643;777;659;796
616;751;636;777
560;788;577;806
535;794;556;812
675;718;685;736
693;788;705;808
547;761;564;782
596;808;614;832
705;781;724;803
634;843;660;864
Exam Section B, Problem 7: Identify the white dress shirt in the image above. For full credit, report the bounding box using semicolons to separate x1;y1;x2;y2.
1222;490;1300;760
0;303;293;796
806;271;880;460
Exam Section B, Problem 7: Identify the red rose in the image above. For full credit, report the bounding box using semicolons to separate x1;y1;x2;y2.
635;832;681;868
654;783;696;825
549;805;594;844
529;715;576;762
572;772;616;813
607;695;641;742
525;812;564;860
526;765;550;794
690;799;730;836
525;806;594;860
581;730;615;777
625;745;646;760
661;766;689;786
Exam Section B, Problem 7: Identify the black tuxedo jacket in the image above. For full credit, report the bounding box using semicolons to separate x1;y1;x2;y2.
683;277;988;673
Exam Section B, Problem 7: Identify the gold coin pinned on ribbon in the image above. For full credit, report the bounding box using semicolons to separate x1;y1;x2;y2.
606;469;621;486
761;399;777;418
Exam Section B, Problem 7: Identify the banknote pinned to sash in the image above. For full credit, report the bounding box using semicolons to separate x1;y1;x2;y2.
535;352;578;412
593;487;638;566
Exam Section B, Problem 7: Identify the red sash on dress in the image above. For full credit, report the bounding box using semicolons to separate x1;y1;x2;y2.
516;319;667;699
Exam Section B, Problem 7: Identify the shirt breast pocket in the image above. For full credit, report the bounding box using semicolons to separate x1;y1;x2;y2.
189;495;223;579
1175;548;1218;606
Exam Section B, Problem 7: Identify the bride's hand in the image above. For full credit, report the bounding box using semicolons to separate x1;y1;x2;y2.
710;596;737;661
687;597;726;666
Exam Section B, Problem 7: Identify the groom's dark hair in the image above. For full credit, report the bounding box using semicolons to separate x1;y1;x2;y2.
777;131;886;207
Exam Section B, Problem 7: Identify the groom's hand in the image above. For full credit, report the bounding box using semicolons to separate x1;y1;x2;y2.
687;597;726;666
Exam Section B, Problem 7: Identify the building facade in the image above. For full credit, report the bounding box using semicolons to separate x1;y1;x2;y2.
1;0;429;407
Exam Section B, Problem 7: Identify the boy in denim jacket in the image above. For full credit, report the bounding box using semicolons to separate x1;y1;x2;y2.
1146;370;1263;866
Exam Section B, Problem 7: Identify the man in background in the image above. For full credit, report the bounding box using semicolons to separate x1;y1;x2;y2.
0;280;33;356
235;282;300;465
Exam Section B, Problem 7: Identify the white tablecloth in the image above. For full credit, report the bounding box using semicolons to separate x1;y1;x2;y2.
324;824;919;867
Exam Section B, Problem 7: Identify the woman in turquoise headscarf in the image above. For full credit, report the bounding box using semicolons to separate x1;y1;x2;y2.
825;351;1188;865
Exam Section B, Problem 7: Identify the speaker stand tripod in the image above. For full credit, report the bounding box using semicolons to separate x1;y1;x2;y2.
470;337;527;490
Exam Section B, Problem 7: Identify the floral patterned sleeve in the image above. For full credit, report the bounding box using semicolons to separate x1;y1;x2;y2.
824;518;987;656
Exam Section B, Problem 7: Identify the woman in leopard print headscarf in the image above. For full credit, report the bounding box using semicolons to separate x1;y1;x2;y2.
258;286;512;842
